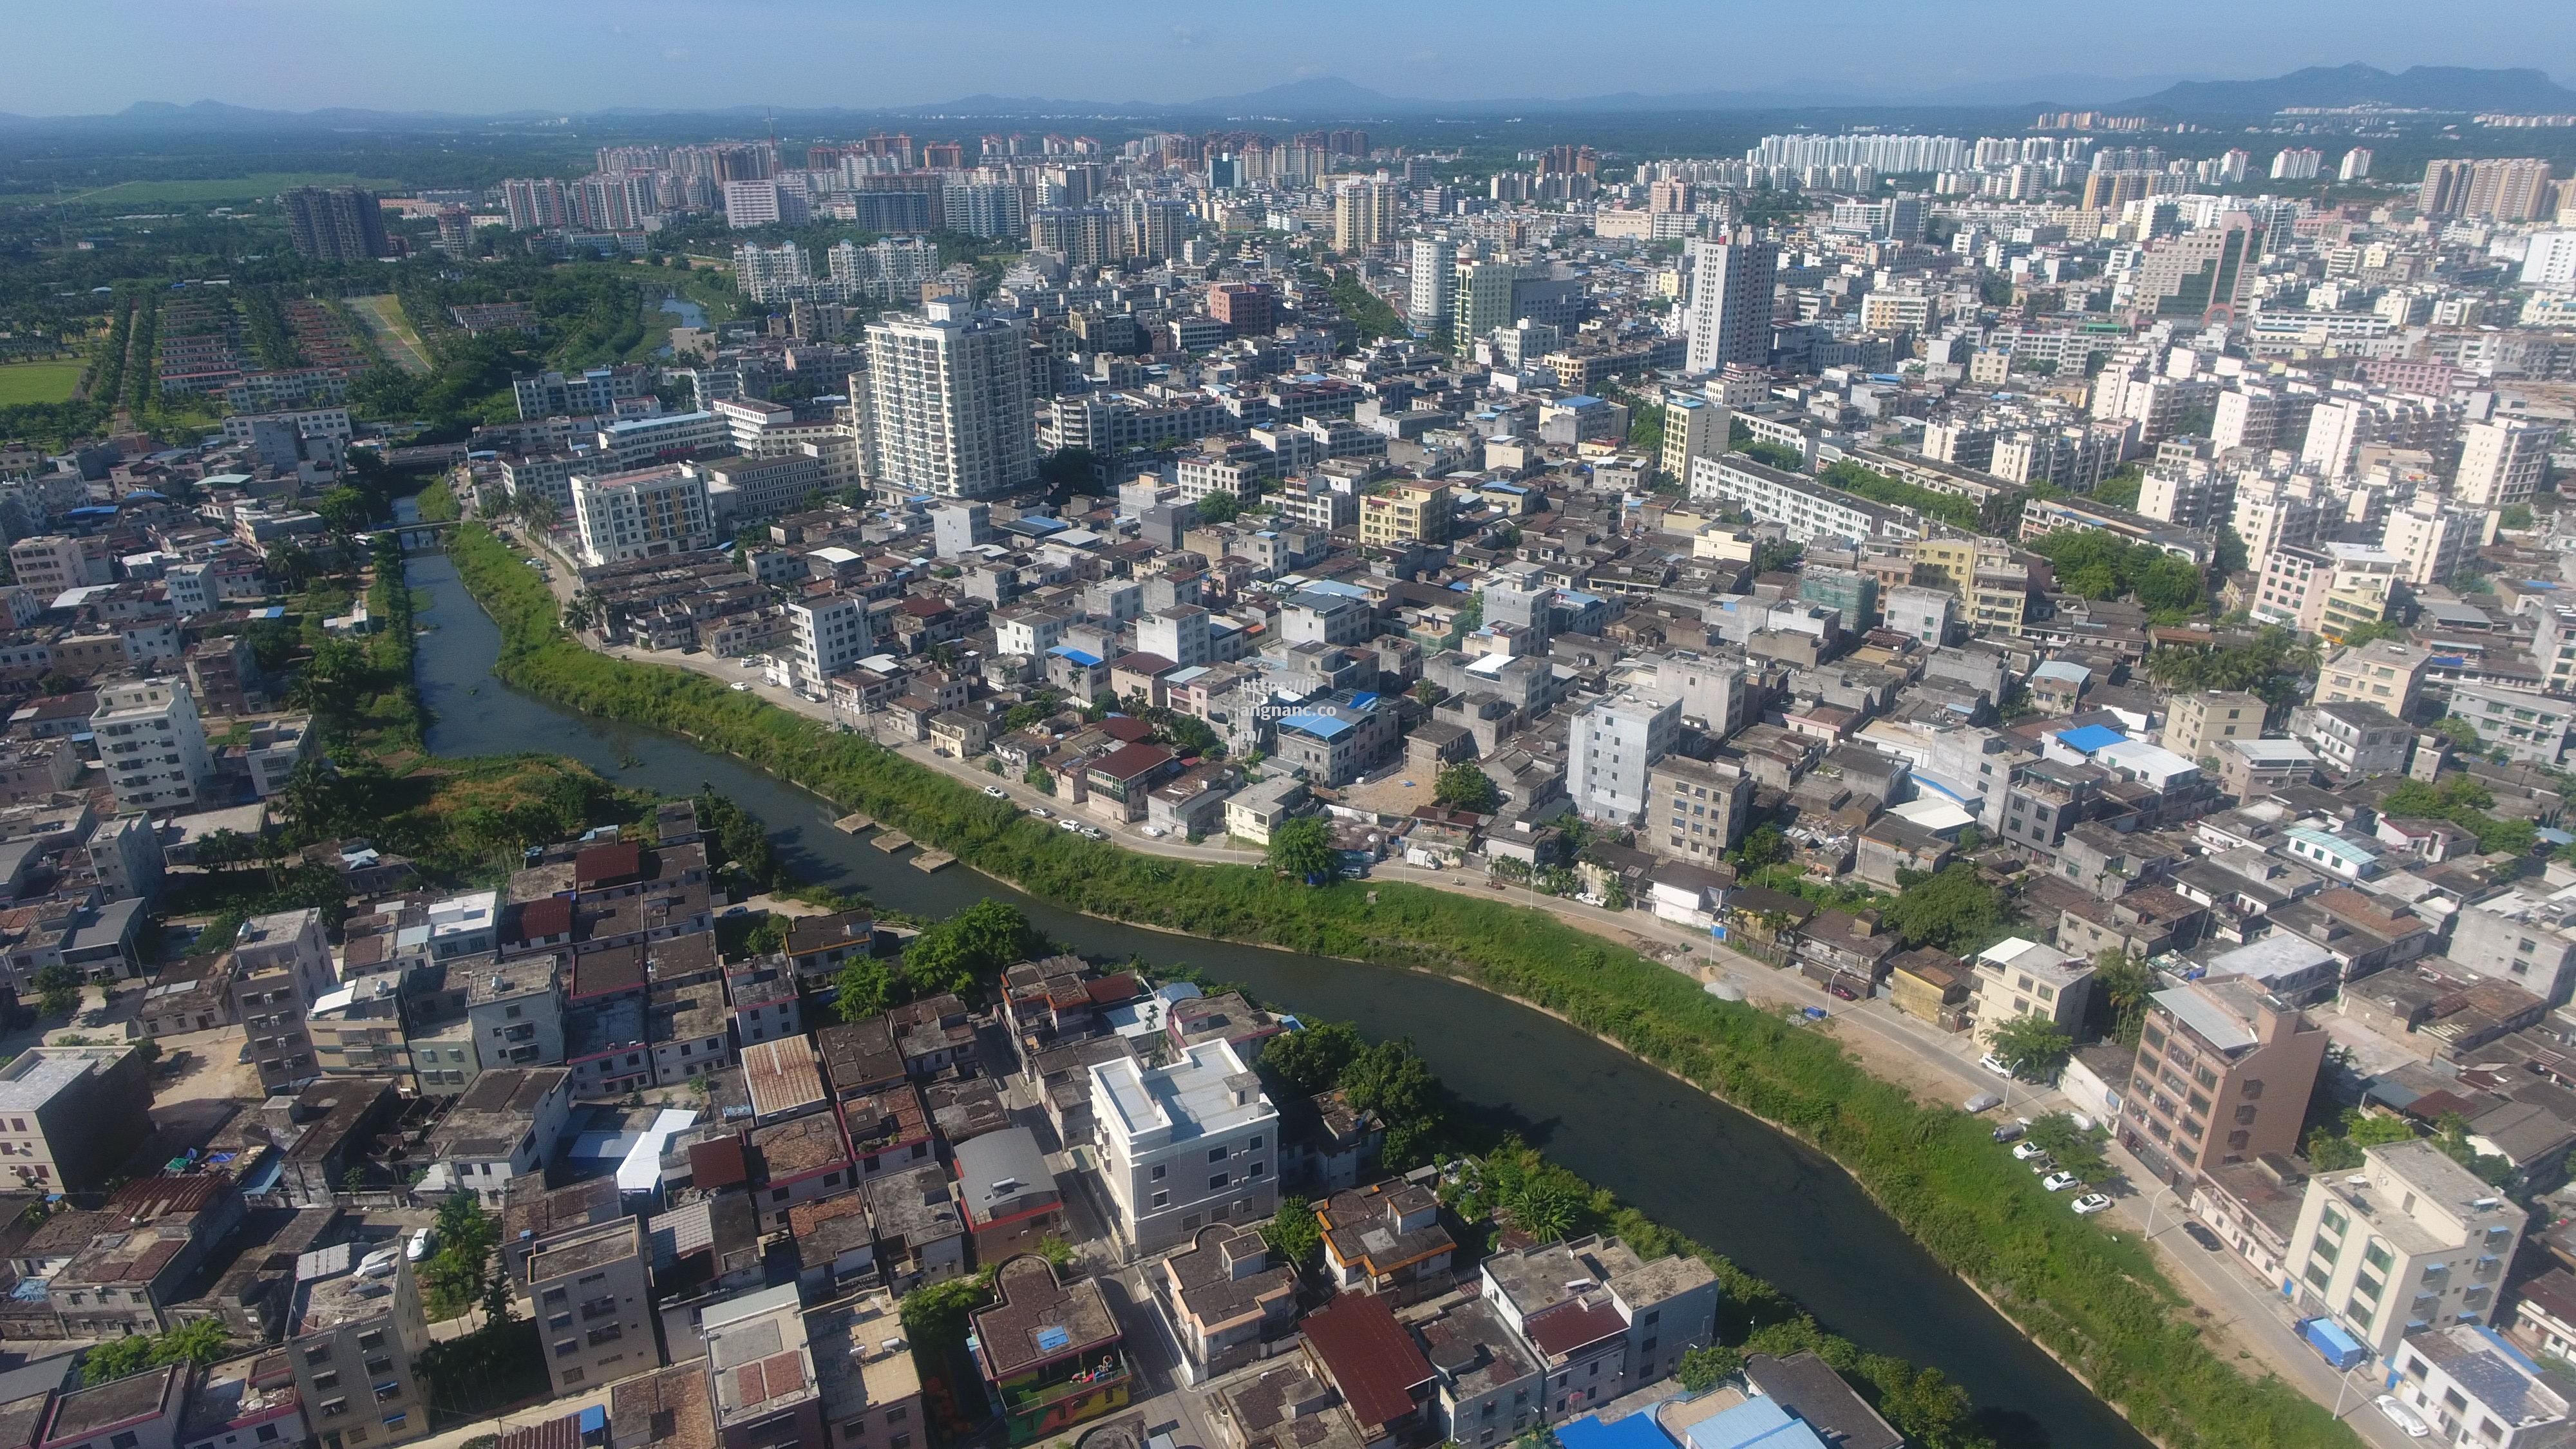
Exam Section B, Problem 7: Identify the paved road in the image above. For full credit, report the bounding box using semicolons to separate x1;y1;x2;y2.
349;294;431;375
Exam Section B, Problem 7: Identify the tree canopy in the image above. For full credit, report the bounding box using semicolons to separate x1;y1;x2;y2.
1984;1014;2074;1081
2025;528;2208;620
1883;864;2002;956
1432;762;1502;813
901;900;1037;998
1268;817;1338;882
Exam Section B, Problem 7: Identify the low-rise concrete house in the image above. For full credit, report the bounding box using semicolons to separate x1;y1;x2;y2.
1316;1182;1456;1295
1160;1225;1295;1380
952;1126;1066;1264
526;1217;656;1394
971;1255;1132;1446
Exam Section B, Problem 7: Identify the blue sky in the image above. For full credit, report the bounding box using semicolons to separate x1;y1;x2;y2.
10;0;2572;115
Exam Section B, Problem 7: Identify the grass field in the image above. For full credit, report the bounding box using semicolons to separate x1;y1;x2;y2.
0;361;83;405
0;173;406;209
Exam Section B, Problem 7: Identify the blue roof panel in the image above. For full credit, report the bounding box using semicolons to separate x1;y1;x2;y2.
1278;712;1353;740
2055;724;2126;754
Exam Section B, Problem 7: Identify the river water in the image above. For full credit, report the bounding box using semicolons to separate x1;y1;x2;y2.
404;551;2145;1449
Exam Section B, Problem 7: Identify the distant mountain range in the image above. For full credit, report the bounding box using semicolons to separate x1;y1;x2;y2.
1;64;2568;131
2114;64;2576;115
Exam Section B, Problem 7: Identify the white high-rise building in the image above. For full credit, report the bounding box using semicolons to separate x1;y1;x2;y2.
863;298;1037;499
91;679;214;813
2521;232;2576;292
1681;238;1778;374
734;242;813;304
1572;694;1682;824
1407;238;1456;332
2338;148;2374;182
781;595;875;700
2457;420;2551;509
569;464;715;567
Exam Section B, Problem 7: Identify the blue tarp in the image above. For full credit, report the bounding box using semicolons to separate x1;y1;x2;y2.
1556;1413;1682;1449
2298;1316;2367;1370
2055;724;2126;754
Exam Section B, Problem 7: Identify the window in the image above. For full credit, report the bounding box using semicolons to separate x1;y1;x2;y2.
113;1434;139;1449
1151;1191;1169;1208
1209;1147;1229;1163
1151;1164;1165;1181
1209;1173;1228;1189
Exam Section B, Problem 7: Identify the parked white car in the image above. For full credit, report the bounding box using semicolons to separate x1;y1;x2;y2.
982;785;1008;798
1057;819;1084;833
2011;1141;2049;1162
2070;1193;2112;1215
730;682;750;692
2041;1171;2081;1193
2374;1396;2430;1438
406;1227;435;1261
1978;1053;2017;1078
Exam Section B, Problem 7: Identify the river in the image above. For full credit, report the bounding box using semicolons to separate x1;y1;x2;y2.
404;551;2145;1449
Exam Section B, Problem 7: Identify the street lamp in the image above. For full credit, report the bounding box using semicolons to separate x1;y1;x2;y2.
2140;1182;2183;1239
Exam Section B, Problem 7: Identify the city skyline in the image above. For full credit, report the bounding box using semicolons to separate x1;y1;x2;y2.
7;0;2575;118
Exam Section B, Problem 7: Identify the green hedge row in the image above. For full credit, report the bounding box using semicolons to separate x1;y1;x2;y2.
446;524;2356;1449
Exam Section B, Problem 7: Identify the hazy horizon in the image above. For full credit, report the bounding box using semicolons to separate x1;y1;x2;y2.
6;0;2571;118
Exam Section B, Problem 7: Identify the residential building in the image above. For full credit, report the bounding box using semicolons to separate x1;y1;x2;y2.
288;1251;434;1449
526;1217;656;1394
1359;482;1450;547
2293;701;2412;779
91;679;214;813
703;1284;821;1449
2445;682;2575;768
428;1067;573;1206
2283;1141;2526;1362
280;186;390;263
970;1255;1132;1446
2161;692;2266;767
783;596;875;700
864;299;1037;498
2315;639;2430;721
1415;1298;1542;1449
2450;893;2576;1007
953;1126;1066;1264
1682;238;1779;374
2456;421;2550;510
570;466;715;567
1090;1039;1278;1254
2387;1324;2568;1447
1971;938;2096;1039
1573;694;1681;825
233;908;335;1095
1479;1233;1720;1416
2120;975;2329;1184
0;1045;153;1190
1647;753;1754;862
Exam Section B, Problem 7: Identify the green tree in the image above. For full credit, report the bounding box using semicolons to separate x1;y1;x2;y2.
1676;1343;1744;1392
33;961;80;1020
1734;824;1788;873
2091;951;2157;1046
1262;1021;1365;1094
1984;1014;2074;1081
1269;817;1338;882
1432;762;1502;813
1510;1174;1587;1242
155;1318;232;1369
421;1192;502;1319
1195;489;1243;524
833;958;895;1022
1883;864;2001;956
2025;1112;2111;1183
80;1335;156;1387
1262;1197;1323;1274
900;900;1035;997
1342;1037;1450;1168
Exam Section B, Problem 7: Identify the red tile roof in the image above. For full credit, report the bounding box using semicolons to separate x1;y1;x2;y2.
1524;1298;1627;1358
1097;717;1153;743
514;897;573;942
575;842;643;889
689;1137;748;1191
1300;1293;1431;1431
1090;743;1174;782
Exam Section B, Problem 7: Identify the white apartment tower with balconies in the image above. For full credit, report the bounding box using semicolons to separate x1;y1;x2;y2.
91;679;213;813
864;298;1036;499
